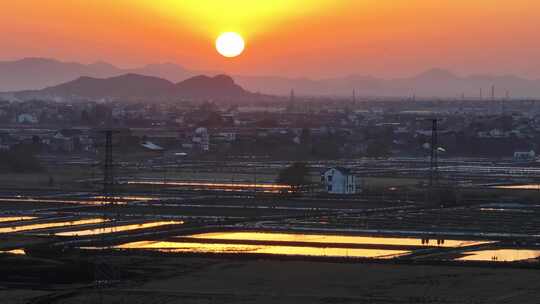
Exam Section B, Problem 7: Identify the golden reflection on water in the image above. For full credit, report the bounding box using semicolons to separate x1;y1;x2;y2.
495;184;540;190
0;216;36;223
188;232;488;248
55;221;184;236
91;196;155;201
0;218;107;234
0;197;110;205
458;249;540;262
116;241;409;258
3;249;25;255
127;181;292;190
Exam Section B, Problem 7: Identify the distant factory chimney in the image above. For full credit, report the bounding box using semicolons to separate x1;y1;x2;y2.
290;89;295;103
491;85;495;100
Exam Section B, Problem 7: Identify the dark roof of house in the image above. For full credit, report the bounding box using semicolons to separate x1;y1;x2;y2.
325;166;353;175
57;129;83;137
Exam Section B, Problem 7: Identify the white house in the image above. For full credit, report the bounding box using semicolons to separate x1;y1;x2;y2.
321;167;358;194
193;127;210;151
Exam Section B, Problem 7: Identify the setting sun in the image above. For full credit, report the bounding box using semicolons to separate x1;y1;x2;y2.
216;32;245;58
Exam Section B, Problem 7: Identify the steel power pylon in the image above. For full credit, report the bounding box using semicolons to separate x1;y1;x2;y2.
103;130;114;199
429;119;439;188
428;119;440;206
98;128;122;205
95;129;120;304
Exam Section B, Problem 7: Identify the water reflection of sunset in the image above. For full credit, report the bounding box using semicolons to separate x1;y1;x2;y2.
458;249;540;262
188;232;489;248
56;221;184;236
0;218;107;234
117;240;409;259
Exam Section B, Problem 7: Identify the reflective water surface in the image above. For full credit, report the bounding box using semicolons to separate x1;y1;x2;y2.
495;184;540;190
91;196;155;201
0;197;143;206
2;249;26;255
0;197;114;205
127;181;291;190
116;241;409;258
126;181;292;193
457;249;540;262
0;218;107;234
55;221;184;236
0;216;36;223
187;232;488;248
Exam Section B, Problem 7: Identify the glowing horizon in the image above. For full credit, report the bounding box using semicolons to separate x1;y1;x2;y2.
1;1;540;78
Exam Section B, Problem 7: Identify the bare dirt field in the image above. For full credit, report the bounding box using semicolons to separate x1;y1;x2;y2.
6;255;539;304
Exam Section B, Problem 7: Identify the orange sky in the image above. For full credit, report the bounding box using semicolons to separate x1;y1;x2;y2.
2;0;540;78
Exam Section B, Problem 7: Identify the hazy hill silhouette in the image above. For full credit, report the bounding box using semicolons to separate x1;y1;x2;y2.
10;73;254;101
39;74;174;100
2;57;540;98
0;58;120;91
0;58;202;91
174;75;248;99
235;69;540;98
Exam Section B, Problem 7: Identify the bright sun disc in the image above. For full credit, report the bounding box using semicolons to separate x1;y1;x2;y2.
216;32;245;58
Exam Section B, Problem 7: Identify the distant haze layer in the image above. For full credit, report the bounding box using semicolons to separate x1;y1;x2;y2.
2;58;540;99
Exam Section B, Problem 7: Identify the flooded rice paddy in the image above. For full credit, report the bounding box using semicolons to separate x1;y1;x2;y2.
112;231;492;259
187;232;489;248
494;184;540;190
116;240;410;259
55;220;184;236
0;195;156;207
1;249;26;255
126;181;292;193
0;216;36;223
457;249;540;262
0;218;107;234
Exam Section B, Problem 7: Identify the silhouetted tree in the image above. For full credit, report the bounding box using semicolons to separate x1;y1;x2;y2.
277;162;311;190
81;109;92;125
366;141;391;158
0;145;43;173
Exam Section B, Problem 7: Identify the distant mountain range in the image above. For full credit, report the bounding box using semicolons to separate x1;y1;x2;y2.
1;57;540;98
236;69;540;98
7;73;254;102
0;58;204;91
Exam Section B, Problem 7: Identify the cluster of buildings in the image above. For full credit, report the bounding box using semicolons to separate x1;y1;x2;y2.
3;98;540;194
1;98;540;160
